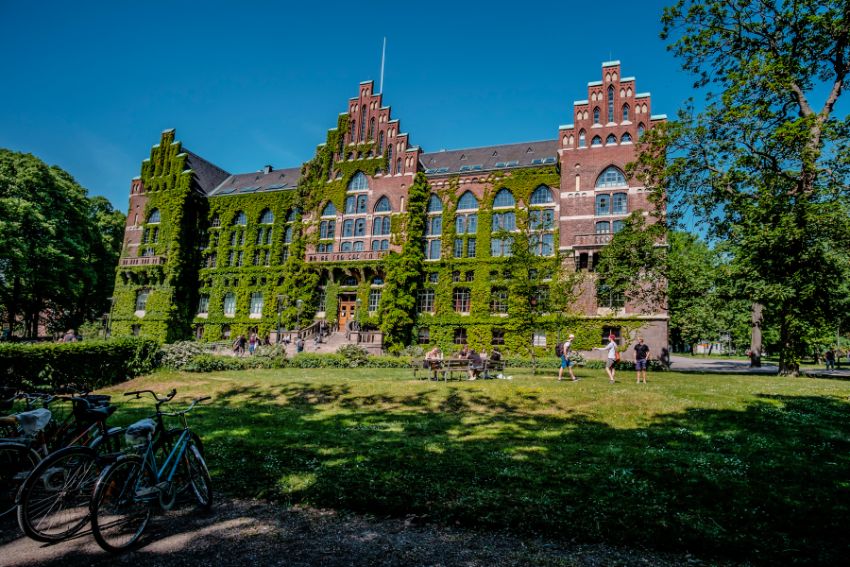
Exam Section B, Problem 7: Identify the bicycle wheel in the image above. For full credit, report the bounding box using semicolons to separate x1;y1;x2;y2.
90;455;155;553
184;440;213;509
16;446;99;542
0;442;40;518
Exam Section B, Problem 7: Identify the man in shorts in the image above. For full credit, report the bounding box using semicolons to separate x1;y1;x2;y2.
558;334;578;382
634;336;650;384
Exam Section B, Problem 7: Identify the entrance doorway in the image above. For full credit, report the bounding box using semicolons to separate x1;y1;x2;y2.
337;294;357;331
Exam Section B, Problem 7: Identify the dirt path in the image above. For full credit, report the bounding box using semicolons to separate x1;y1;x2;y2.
0;498;724;566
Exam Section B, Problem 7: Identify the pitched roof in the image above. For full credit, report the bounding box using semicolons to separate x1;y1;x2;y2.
419;139;559;176
207;166;302;197
183;150;231;194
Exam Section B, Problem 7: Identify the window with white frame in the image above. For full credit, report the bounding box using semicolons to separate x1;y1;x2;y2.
223;292;236;317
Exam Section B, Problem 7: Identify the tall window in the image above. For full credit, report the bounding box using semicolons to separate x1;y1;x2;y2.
612;192;628;214
223;292;236;316
426;239;441;260
368;117;375;141
530;185;554;205
359;106;367;141
259;209;274;224
135;290;149;312
453;288;471;313
348;171;369;191
530;209;555;230
608;85;614;122
234;211;247;225
354;219;365;236
453;327;468;345
456;214;478;234
356;195;367;214
578;129;586;147
418;327;431;344
491;236;513;257
368;290;381;313
427;194;443;213
426;194;442;260
596;166;627;188
593;107;600;124
637;123;645;139
343;219;353;237
417;289;435;313
320;220;336;239
250;292;264;316
467;238;476;257
148;209;161;223
613;219;626;233
426;216;442;236
490;288;508;314
492;211;516;231
454;238;463;258
493;188;515;208
596;194;611;215
374;196;391;212
622;104;630;122
378;131;385;154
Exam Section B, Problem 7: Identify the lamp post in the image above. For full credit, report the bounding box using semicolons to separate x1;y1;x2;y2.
354;297;362;332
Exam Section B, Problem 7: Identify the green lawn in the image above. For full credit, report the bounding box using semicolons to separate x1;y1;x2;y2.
103;367;850;564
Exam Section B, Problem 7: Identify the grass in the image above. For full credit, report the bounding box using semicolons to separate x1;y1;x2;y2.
101;367;850;564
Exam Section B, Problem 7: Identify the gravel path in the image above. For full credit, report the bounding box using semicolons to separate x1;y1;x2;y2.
0;498;726;567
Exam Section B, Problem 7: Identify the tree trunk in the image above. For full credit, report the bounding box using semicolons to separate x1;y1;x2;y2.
777;315;800;376
749;302;763;368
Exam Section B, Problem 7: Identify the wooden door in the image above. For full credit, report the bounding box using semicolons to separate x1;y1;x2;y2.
338;295;357;331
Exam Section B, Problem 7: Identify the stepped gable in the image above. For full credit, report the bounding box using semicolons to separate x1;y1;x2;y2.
207;166;302;197
420;139;559;176
183;149;231;194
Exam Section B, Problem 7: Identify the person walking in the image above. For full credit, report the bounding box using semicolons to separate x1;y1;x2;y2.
248;332;257;355
595;334;619;383
825;348;835;370
558;334;578;382
295;337;304;354
633;336;650;384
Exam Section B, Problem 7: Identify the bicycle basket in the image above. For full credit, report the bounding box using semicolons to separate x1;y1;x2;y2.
125;418;156;446
17;408;53;435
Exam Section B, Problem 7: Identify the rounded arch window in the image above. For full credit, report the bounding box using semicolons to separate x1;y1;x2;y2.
456;191;479;211
147;209;161;224
234;211;247;225
493;188;515;208
427;194;443;213
259;209;274;224
530;185;554;205
595;166;627;188
347;171;369;191
374;196;391;213
321;202;337;217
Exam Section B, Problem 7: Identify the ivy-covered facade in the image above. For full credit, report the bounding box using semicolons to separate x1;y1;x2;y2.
111;61;668;354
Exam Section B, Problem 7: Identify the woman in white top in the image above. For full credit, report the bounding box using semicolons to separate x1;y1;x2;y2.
595;334;618;383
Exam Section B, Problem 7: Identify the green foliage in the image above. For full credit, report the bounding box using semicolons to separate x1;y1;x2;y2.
158;340;206;370
0;149;125;337
335;344;369;366
0;337;159;390
644;0;850;373
183;353;278;372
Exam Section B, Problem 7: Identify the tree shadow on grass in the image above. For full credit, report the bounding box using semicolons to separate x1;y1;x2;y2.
203;385;850;565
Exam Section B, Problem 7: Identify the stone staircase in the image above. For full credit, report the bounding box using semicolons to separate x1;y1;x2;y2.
281;331;351;357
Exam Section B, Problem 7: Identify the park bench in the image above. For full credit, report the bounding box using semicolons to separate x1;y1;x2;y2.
414;358;505;381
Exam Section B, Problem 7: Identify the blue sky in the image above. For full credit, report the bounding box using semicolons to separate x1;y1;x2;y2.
1;0;689;211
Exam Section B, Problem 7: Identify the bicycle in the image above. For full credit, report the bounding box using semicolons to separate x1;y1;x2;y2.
90;389;212;553
15;394;124;541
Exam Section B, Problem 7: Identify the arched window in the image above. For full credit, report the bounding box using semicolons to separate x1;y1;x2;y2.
368;117;375;140
612;192;628;214
591;135;602;146
595;194;610;216
287;208;300;222
595;221;611;234
457;191;479;211
360;105;367;141
148;209;161;224
427;194;443;213
530;185;554;205
387;143;393;166
607;86;614;122
374;196;391;212
341;241;352;252
606;134;617;145
622;104;630;122
621;132;632;143
578;129;586;148
259;209;274;224
322;202;337;217
348;171;369;191
595;166;627;188
378;131;384;154
593;107;600;124
493;188;515;208
638;123;645;139
396;158;402;174
234;211;247;225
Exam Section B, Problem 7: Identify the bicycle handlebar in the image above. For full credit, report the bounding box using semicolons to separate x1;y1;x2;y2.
157;396;211;417
124;389;177;404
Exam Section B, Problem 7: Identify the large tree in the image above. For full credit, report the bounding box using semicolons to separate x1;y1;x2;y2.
0;150;125;338
634;0;850;374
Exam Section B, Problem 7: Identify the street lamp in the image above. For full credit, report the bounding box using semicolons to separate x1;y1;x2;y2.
354;297;362;332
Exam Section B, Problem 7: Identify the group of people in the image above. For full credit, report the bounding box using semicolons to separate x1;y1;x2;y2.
558;333;652;384
232;332;270;356
424;345;503;380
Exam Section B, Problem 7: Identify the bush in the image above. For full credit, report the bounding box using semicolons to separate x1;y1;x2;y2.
286;353;348;368
159;341;205;370
0;338;160;390
252;344;287;367
335;344;369;367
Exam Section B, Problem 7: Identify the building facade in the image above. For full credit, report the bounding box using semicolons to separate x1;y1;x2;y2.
111;61;667;353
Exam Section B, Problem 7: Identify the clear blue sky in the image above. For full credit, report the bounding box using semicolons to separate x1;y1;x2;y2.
1;0;689;211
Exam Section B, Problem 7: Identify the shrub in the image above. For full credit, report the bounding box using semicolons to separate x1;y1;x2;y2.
252;344;287;367
286;353;348;368
159;341;205;370
399;345;425;358
0;338;160;390
335;344;369;367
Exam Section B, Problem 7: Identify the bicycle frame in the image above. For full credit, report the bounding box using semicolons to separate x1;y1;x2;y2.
143;426;192;491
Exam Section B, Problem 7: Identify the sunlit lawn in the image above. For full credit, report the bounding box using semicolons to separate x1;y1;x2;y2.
102;367;850;564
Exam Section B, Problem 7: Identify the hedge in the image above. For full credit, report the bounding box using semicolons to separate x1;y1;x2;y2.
0;338;160;391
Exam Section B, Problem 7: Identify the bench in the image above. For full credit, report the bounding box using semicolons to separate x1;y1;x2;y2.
414;359;506;381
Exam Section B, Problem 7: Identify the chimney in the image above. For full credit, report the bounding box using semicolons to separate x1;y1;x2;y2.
262;165;273;174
